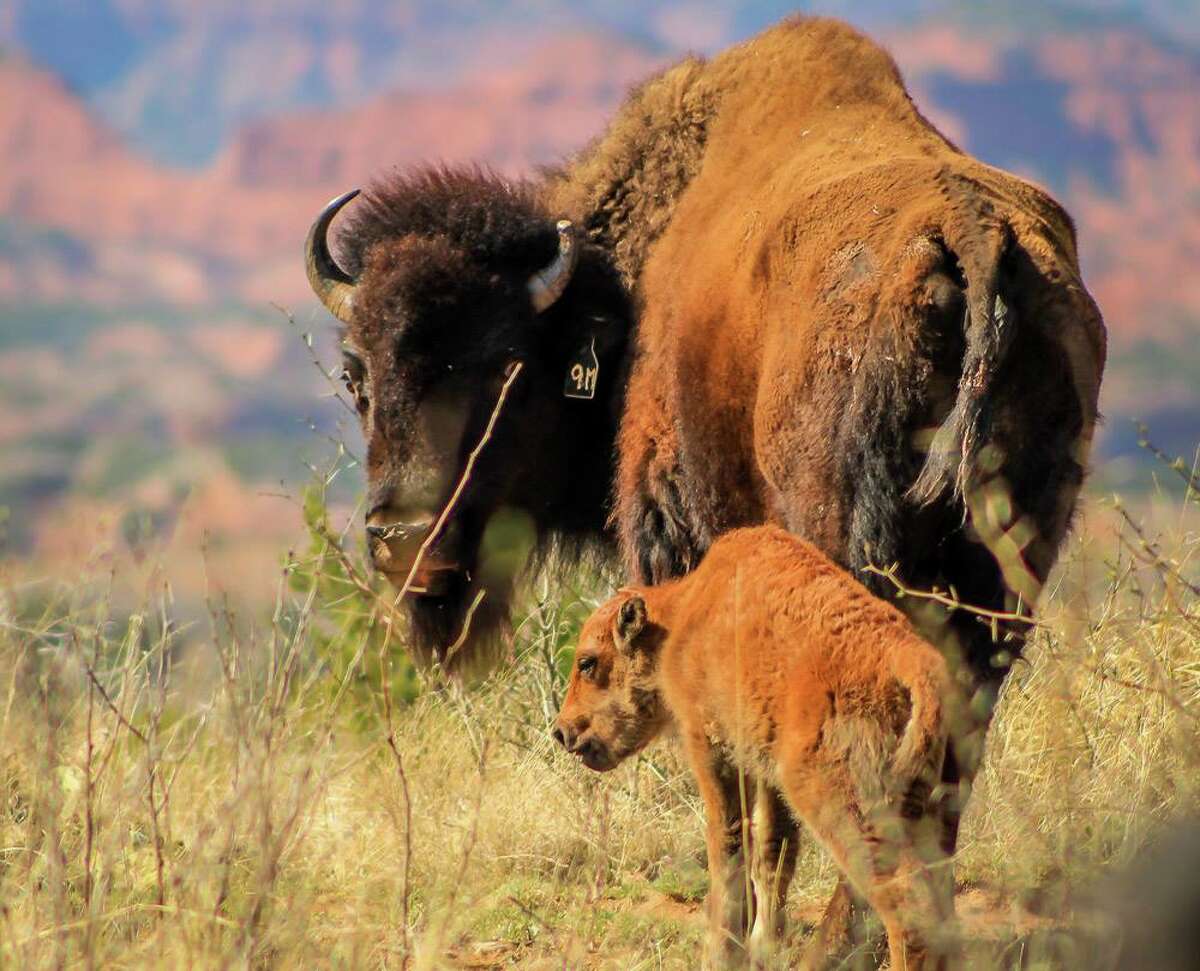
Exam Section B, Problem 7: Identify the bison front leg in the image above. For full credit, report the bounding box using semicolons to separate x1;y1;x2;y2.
749;779;798;967
684;733;753;969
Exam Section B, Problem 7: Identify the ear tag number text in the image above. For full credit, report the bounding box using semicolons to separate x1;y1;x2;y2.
564;336;599;400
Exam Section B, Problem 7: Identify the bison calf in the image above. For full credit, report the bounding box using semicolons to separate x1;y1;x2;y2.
555;526;961;969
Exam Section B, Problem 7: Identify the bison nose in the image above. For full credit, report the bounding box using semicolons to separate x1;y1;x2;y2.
365;513;436;572
365;516;433;543
553;725;573;750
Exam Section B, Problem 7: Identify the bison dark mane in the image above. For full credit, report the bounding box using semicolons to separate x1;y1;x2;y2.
339;166;562;281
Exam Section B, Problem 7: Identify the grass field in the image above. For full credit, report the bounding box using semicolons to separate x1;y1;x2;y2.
2;476;1199;968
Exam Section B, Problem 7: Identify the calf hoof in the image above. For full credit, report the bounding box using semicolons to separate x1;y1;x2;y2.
705;931;751;971
799;882;887;971
748;908;786;969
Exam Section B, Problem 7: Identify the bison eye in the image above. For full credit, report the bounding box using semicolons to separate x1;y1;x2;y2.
577;655;598;678
341;351;368;414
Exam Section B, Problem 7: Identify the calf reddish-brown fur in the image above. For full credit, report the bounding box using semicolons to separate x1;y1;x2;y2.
557;527;960;969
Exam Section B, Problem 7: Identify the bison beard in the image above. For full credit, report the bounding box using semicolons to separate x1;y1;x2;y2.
404;578;508;669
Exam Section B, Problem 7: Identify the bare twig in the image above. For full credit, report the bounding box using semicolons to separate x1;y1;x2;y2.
392;361;525;602
275;302;364;435
145;614;170;940
384;736;415;957
442;589;488;670
79;663;148;745
863;563;1039;625
1135;422;1200;497
431;740;491;954
1112;500;1200;600
80;626;97;970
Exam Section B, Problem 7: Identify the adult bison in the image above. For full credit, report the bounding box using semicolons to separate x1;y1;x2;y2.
305;16;1104;966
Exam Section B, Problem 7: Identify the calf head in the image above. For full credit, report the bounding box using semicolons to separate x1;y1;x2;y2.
555;593;668;771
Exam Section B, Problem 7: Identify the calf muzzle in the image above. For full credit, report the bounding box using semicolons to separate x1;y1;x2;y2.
553;721;616;772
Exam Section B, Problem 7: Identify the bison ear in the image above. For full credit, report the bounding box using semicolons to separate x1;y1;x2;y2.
614;595;647;650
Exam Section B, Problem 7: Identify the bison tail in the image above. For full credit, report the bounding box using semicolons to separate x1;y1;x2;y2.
910;224;1018;505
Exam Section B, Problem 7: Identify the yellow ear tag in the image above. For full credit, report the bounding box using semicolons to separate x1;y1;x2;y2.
563;336;599;400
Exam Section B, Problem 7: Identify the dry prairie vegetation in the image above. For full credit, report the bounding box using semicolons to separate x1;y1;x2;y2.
2;481;1199;969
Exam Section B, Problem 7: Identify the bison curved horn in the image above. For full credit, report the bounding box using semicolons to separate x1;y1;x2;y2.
527;219;580;313
305;188;361;323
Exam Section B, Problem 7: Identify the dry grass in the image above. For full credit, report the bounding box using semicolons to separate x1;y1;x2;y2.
2;490;1198;969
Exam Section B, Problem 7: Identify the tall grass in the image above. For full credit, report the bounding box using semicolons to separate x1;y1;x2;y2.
2;472;1198;968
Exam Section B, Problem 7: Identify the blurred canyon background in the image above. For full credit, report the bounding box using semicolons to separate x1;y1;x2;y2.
2;0;1198;605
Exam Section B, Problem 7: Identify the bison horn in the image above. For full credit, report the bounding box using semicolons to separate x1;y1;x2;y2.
527;219;579;313
305;188;361;323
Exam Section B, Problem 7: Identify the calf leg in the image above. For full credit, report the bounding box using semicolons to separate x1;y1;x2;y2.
683;732;753;969
785;766;956;971
749;779;799;967
803;669;983;970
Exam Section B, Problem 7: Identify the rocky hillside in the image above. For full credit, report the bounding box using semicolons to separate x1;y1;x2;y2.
0;33;663;307
3;1;1195;165
3;21;1196;379
0;10;1197;587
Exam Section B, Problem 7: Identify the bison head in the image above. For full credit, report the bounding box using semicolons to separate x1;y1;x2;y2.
554;592;668;771
305;169;631;669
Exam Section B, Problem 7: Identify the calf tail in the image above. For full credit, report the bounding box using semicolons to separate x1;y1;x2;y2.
910;221;1018;505
891;672;948;818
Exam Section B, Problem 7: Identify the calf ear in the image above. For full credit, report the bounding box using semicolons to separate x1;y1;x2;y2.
614;595;647;649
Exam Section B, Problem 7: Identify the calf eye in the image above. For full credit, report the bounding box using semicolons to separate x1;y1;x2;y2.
577;655;598;678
